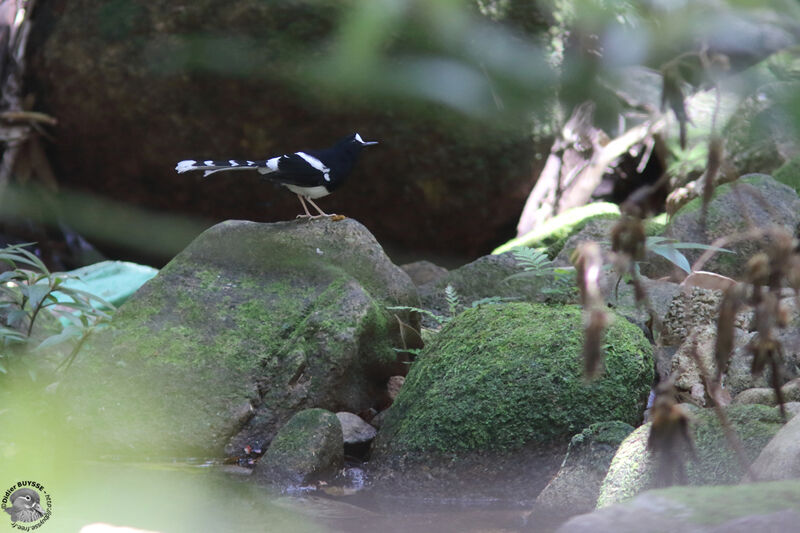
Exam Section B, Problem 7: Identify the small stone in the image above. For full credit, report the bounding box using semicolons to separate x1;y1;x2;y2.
401;261;448;286
253;408;344;488
387;375;405;402
336;412;377;445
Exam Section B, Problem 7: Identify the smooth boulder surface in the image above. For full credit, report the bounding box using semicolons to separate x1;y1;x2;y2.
57;218;418;457
597;404;790;507
749;410;800;481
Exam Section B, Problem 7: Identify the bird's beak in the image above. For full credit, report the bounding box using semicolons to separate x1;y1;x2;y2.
361;141;378;146
33;503;44;514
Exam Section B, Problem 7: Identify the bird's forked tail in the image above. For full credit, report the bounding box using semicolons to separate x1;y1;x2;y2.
175;158;277;177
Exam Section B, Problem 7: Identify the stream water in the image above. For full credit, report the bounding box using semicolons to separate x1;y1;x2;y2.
15;461;560;533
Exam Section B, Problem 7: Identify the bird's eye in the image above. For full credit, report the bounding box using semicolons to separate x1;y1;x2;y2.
24;496;30;500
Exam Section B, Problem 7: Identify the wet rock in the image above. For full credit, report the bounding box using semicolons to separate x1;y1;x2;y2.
670;325;729;405
254;408;344;488
601;270;680;336
57;218;418;457
553;218;619;266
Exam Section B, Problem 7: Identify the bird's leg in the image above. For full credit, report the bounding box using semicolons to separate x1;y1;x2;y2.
306;197;334;217
296;194;313;218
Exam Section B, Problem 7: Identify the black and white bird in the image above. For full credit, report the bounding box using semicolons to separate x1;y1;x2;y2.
176;133;378;218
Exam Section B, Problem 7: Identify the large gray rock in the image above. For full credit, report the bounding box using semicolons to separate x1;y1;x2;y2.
663;174;800;278
56;218;419;457
254;408;343;488
558;481;800;533
750;408;800;481
598;404;789;507
336;412;377;446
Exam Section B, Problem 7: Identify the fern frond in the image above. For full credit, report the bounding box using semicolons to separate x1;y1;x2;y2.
445;284;460;317
512;247;554;273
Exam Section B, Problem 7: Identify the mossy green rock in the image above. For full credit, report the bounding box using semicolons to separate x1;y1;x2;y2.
254;408;343;487
57;219;418;457
723;81;800;177
598;404;790;507
370;302;653;493
773;153;800;194
664;174;800;278
559;480;800;533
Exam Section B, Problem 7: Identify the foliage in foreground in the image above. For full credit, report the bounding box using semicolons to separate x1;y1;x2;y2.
0;243;114;378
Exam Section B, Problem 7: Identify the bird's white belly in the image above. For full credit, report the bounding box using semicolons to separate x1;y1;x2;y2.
284;184;330;199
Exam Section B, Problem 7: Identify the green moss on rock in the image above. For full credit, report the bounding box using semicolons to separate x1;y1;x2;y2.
493;202;621;256
598;404;790;508
664;480;800;525
254;408;344;486
773;154;800;194
57;219;418;457
372;302;653;460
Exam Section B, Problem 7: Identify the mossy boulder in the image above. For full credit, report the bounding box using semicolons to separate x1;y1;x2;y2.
253;408;343;488
598;404;791;507
369;302;653;499
558;480;800;533
773;153;800;194
56;218;419;457
664;174;800;278
723;81;800;177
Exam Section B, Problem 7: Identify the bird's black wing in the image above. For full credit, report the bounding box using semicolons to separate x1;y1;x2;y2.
262;152;330;188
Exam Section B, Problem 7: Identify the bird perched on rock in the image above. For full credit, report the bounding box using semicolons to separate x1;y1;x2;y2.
4;488;44;523
176;133;378;218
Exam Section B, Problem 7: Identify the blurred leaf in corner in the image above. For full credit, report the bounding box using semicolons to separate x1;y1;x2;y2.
0;184;210;263
302;0;557;125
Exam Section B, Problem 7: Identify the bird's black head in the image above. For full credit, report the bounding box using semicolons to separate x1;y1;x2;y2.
337;133;378;154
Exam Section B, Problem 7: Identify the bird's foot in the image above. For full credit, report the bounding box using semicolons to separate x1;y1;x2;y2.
296;213;343;220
